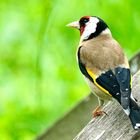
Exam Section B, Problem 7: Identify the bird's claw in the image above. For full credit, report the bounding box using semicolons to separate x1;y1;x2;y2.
92;106;108;117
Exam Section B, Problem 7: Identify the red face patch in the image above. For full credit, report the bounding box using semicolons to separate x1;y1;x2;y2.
79;16;90;36
80;26;85;35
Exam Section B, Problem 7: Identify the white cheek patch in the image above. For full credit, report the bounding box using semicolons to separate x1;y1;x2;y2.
81;17;99;40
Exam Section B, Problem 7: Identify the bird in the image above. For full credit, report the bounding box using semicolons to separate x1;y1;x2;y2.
66;16;140;130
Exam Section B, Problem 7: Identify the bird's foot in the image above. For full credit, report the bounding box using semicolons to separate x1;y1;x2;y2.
92;106;108;118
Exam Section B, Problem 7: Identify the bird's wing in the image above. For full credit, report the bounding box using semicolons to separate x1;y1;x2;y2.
114;67;131;114
78;57;131;113
78;57;120;99
86;68;122;101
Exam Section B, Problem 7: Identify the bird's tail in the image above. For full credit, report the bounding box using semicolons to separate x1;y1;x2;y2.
129;99;140;130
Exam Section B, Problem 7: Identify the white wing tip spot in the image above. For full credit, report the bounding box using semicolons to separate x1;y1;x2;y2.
123;108;130;116
134;124;140;129
125;88;129;91
136;123;140;127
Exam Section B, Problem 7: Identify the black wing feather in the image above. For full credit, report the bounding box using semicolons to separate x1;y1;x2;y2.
96;70;121;103
115;67;131;109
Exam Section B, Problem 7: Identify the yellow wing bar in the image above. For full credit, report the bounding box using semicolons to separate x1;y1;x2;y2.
86;69;112;97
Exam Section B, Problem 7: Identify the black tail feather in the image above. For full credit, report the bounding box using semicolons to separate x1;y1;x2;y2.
129;99;140;130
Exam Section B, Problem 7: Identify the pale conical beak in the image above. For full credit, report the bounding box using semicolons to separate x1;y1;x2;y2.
66;21;80;29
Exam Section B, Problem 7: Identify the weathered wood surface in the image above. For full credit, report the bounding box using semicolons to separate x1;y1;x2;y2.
36;94;97;140
130;51;140;75
74;70;140;140
36;51;140;140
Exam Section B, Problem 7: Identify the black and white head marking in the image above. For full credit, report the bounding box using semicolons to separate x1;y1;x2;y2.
79;16;111;41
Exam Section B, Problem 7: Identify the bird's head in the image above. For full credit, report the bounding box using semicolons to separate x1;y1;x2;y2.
67;16;111;41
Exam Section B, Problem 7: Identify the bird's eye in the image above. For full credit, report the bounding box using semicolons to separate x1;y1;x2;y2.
79;18;89;26
83;19;88;23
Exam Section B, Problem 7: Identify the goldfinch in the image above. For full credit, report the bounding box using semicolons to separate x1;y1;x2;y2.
67;16;140;130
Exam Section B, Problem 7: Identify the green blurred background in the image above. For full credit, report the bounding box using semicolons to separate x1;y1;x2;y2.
0;0;140;139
